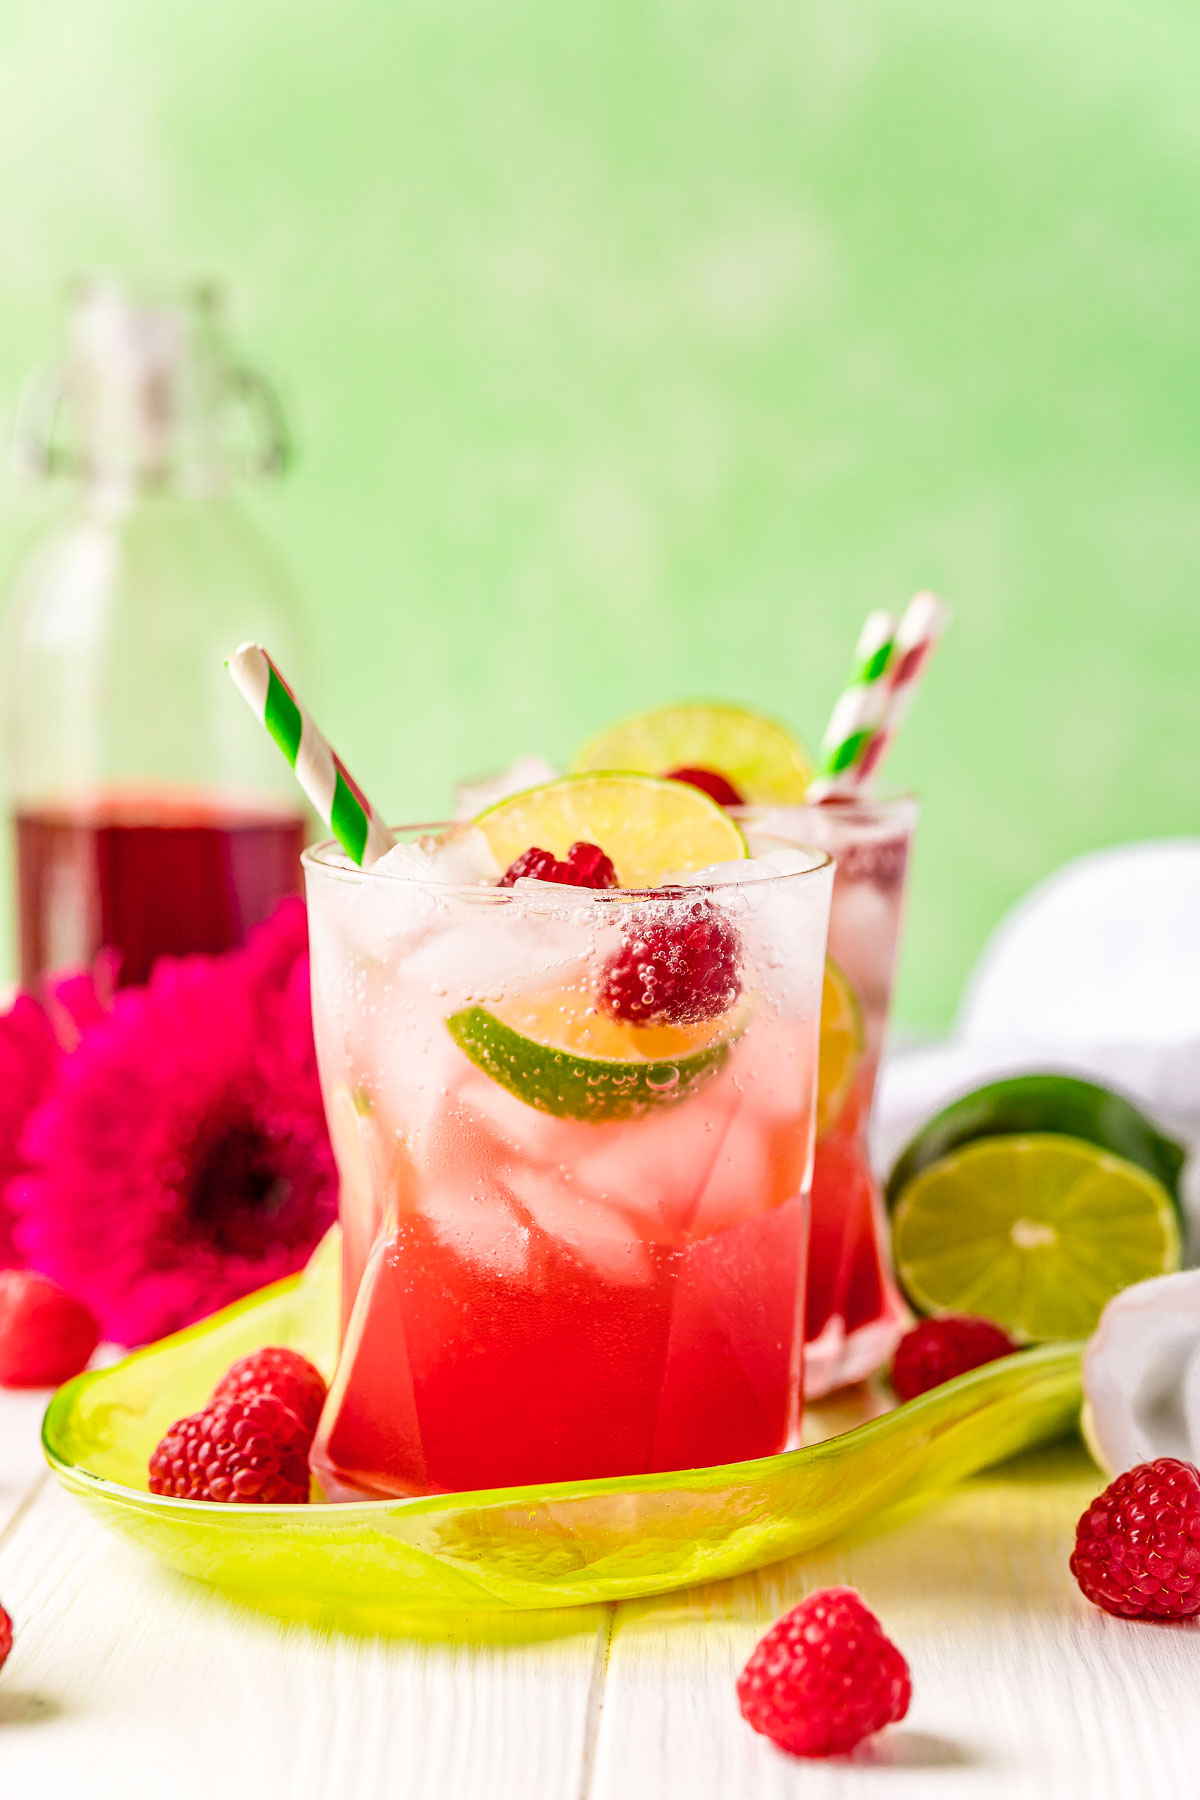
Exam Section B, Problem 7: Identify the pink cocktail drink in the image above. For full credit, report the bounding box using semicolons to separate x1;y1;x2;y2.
304;831;832;1497
750;799;917;1396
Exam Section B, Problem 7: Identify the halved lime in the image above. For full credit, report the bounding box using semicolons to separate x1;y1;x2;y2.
448;989;743;1121
885;1073;1186;1214
571;702;813;804
817;959;863;1136
891;1133;1182;1343
474;772;747;888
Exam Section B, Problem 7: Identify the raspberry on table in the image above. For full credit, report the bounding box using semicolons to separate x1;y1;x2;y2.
890;1314;1019;1402
0;1269;101;1389
666;765;744;808
211;1346;328;1435
599;899;741;1027
148;1391;312;1504
737;1586;911;1758
498;841;618;890
1070;1457;1200;1619
0;1603;12;1673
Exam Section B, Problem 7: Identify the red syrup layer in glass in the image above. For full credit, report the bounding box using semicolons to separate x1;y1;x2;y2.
313;1190;808;1499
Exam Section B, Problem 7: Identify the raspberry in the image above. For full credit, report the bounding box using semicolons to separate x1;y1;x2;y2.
0;1270;101;1389
1070;1458;1200;1619
598;899;741;1026
0;1603;11;1672
498;845;560;886
211;1346;327;1435
148;1391;312;1504
738;1587;911;1758
890;1314;1019;1402
666;765;744;808
498;841;618;890
561;840;618;888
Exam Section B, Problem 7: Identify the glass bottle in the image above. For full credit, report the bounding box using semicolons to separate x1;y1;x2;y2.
4;279;308;989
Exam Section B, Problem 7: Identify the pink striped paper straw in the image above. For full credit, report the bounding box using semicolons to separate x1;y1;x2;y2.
855;592;950;786
807;593;949;800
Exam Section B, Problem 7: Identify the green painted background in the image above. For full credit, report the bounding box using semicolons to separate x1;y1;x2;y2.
0;1;1197;1030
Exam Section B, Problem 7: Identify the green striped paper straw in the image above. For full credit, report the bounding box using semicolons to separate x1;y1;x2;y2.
857;591;950;786
226;643;395;867
807;610;898;800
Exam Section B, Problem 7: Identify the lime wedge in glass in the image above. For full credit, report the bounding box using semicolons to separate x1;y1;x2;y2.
886;1072;1186;1213
448;989;745;1121
892;1133;1182;1342
816;958;863;1136
571;702;813;803
474;772;747;888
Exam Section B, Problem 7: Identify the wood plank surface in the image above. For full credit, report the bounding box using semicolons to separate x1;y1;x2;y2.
3;1404;1198;1797
591;1443;1198;1800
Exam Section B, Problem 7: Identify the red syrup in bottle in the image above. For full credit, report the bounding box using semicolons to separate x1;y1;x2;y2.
16;790;305;988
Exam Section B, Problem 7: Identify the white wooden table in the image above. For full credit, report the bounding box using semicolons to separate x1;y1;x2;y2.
2;1385;1197;1800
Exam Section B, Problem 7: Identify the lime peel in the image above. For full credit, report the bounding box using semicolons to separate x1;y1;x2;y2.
447;999;744;1122
571;701;813;804
473;772;747;890
891;1133;1182;1344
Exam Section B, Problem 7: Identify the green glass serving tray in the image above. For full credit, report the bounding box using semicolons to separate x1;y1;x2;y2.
44;1241;1083;1624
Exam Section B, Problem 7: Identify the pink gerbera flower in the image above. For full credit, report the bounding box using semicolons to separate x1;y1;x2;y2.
12;903;337;1345
0;995;60;1267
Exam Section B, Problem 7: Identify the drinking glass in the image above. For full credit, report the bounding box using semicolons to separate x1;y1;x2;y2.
304;829;833;1498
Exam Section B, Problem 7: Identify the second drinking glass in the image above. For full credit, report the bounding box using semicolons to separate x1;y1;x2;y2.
747;797;918;1396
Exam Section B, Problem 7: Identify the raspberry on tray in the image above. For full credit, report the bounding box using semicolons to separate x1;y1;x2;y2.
149;1391;313;1504
212;1346;328;1436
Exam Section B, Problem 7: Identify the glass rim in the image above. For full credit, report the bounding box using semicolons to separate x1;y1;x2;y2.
734;791;919;827
301;821;834;899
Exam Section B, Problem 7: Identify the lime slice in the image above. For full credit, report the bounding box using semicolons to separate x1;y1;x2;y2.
816;959;863;1136
474;773;746;888
571;702;813;804
891;1134;1182;1343
448;989;743;1121
885;1073;1186;1214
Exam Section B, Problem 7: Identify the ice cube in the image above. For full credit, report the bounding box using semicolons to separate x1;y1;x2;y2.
455;1074;586;1162
504;1163;654;1285
402;909;593;1008
454;756;560;820
308;849;445;972
573;1085;742;1239
418;1183;531;1280
726;1016;817;1123
663;857;779;888
685;1108;772;1240
828;877;900;1024
424;826;503;885
738;857;833;1012
762;845;824;878
372;840;441;881
371;827;501;887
